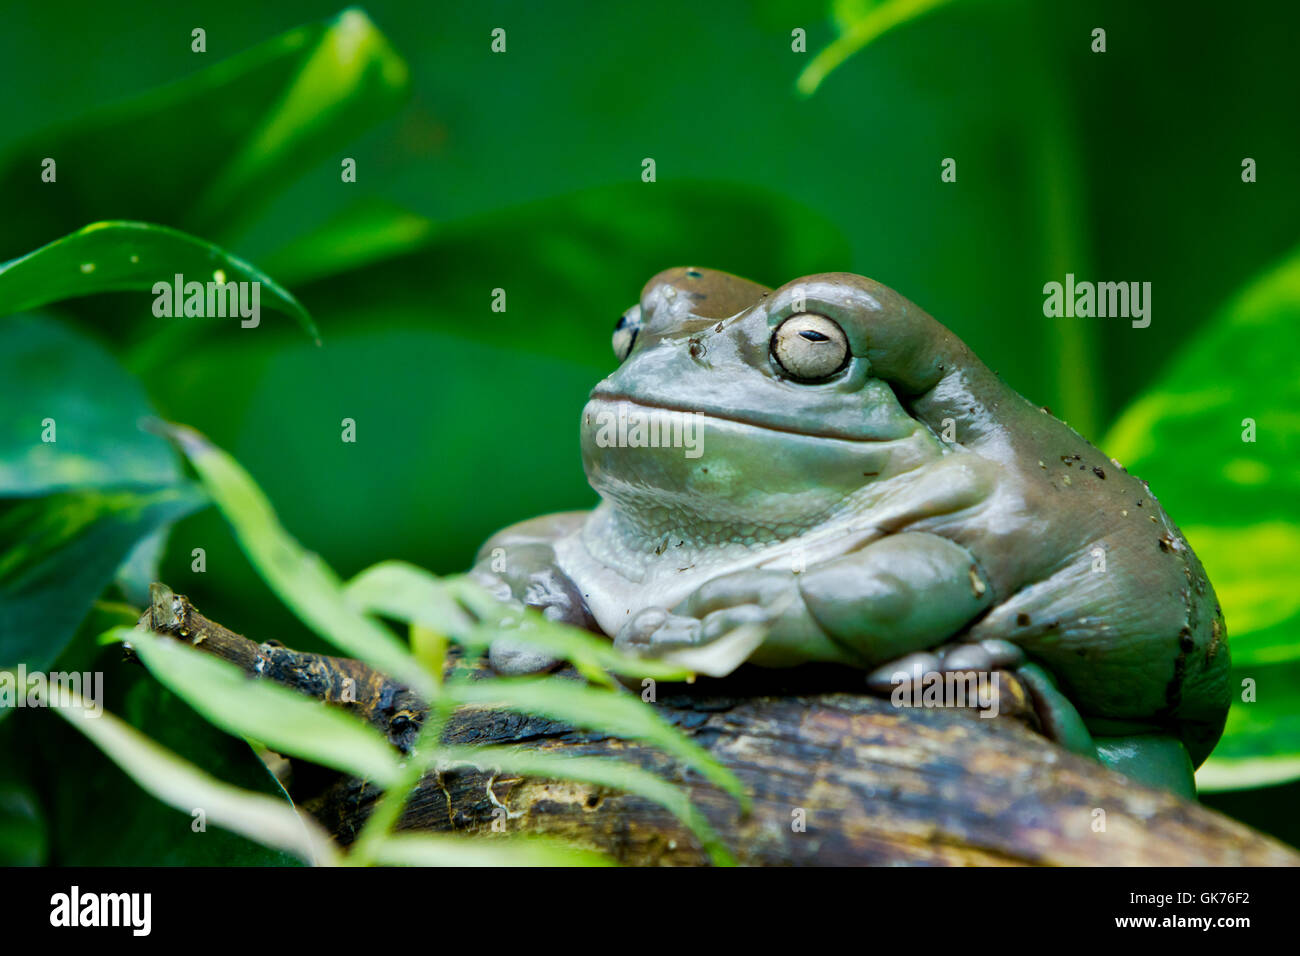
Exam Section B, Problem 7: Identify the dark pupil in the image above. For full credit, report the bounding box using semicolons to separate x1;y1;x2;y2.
799;330;830;342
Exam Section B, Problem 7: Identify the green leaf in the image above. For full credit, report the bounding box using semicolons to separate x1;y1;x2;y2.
0;485;206;672
0;778;46;866
161;422;436;699
450;677;749;813
366;832;611;867
798;0;960;95
119;627;404;787
0;314;182;496
344;561;693;685
49;690;336;865
1105;245;1300;670
0;8;410;254
0;222;318;342
1197;661;1300;791
1106;244;1300;787
436;743;732;865
14;613;300;865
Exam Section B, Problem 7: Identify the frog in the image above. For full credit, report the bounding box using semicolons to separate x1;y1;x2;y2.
470;267;1230;798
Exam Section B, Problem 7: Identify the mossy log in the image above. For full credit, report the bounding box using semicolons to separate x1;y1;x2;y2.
137;583;1300;866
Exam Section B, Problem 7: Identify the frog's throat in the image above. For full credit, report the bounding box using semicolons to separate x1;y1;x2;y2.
587;390;898;442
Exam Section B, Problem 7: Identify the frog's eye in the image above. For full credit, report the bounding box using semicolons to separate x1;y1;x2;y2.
771;313;850;382
612;306;642;362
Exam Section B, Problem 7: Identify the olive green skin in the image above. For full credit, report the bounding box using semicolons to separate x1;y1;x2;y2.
473;268;1230;779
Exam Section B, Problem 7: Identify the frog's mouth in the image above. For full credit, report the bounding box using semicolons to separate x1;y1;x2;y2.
586;391;896;443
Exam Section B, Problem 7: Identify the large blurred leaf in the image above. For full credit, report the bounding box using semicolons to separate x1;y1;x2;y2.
0;223;318;341
24;607;302;866
0;314;181;496
1198;661;1300;792
0;313;205;670
1105;244;1300;788
0;8;409;256
0;487;204;671
50;690;334;865
1105;244;1300;667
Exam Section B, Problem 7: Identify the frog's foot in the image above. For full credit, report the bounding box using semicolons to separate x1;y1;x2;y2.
614;605;770;677
1094;733;1196;799
487;636;562;676
863;638;1026;694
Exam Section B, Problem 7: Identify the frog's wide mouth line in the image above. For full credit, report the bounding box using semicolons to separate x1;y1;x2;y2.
586;390;893;443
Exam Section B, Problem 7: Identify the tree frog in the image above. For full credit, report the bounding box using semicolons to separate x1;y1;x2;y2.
471;268;1229;797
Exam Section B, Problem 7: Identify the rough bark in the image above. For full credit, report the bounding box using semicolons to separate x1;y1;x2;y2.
137;583;1300;866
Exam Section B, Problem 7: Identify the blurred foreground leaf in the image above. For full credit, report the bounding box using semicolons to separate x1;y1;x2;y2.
50;691;335;865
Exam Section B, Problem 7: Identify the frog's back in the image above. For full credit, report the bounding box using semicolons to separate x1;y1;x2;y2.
824;273;1231;764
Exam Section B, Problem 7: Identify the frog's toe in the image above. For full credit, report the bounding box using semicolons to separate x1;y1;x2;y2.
488;637;561;676
933;639;1025;672
614;607;701;655
864;651;942;694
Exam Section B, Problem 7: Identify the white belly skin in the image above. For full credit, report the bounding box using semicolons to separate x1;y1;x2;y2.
556;453;990;638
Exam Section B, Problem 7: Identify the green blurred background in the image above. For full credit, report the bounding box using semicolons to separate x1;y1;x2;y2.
2;0;1299;860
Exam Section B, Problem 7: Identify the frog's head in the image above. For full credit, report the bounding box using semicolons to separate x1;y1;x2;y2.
580;268;958;541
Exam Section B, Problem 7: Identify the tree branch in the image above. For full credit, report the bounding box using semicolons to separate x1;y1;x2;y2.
137;583;1300;866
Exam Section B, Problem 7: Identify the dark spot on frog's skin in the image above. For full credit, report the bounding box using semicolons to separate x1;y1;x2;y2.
1158;535;1177;553
689;337;704;359
1060;453;1081;464
714;322;724;332
1136;500;1143;507
1179;627;1196;653
1162;639;1191;715
686;269;702;278
862;471;879;477
1015;613;1031;627
1040;406;1052;415
701;467;708;473
1093;466;1106;479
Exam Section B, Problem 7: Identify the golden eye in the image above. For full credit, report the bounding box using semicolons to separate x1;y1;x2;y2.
612;305;642;362
771;313;849;382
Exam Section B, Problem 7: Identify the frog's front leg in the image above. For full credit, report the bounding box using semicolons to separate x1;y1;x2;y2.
470;513;597;675
616;531;994;670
